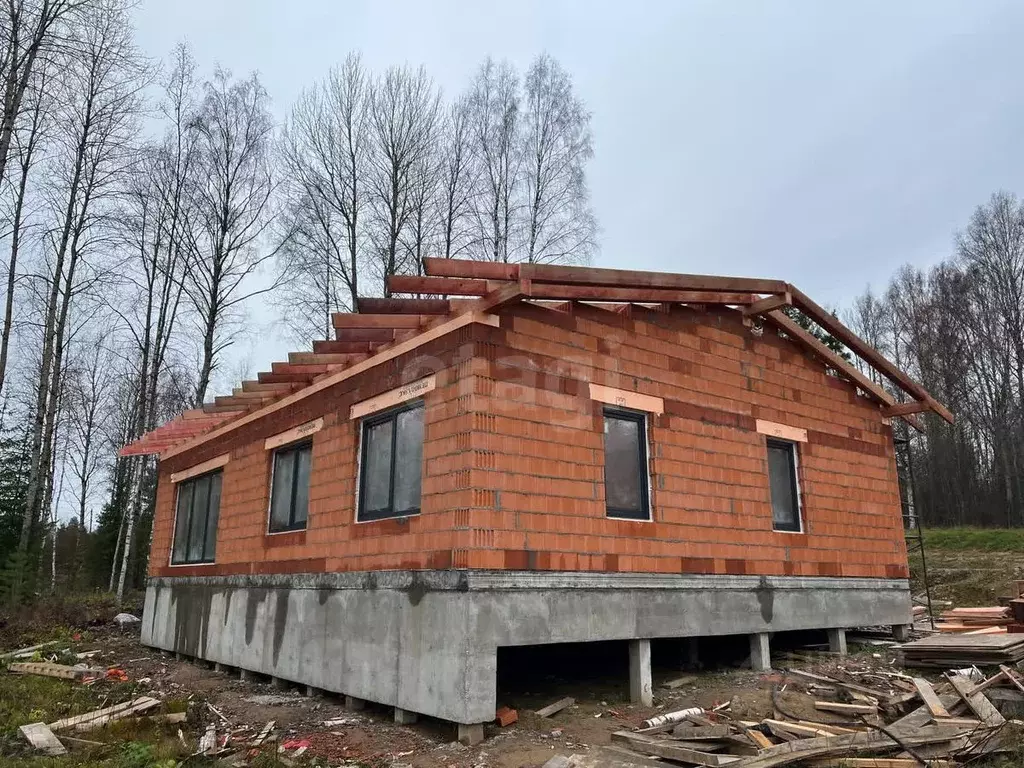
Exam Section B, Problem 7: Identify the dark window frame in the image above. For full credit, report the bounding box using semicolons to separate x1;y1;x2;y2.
170;470;222;565
766;437;802;532
357;400;424;522
602;407;652;521
268;440;313;533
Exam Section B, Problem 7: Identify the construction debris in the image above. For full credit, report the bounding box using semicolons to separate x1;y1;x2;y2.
536;697;576;718
0;640;61;661
602;666;1011;768
899;633;1024;667
48;696;161;732
18;722;67;756
496;705;518;726
8;661;104;681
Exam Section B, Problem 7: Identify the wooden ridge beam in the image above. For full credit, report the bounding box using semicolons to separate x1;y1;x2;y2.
387;275;490;296
789;284;953;423
744;292;792;316
356;297;450;314
473;280;527;313
332;313;429;329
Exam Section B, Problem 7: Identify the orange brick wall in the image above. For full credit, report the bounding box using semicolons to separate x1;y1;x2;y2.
150;303;908;580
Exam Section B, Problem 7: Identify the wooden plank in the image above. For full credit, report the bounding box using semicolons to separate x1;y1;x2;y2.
332;313;430;329
0;640;60;660
161;313;501;459
422;257;519;281
287;352;365;365
744;293;792;316
912;677;950;718
998;664;1024;695
535;697;575;718
785;669;890;699
611;732;740;766
8;662;102;681
19;722;66;756
882;401;929;417
334;328;397;342
755;420;808;443
813;702;877;715
663;674;698;689
789;285;953;424
494;282;760;305
48;696;160;732
589;383;665;414
670;724;732;739
387;275;491;296
264;418;324;451
732;726;972;768
746;729;776;749
764;720;835;739
312;340;375;354
966;670;1007;696
349;375;436;420
809;759;954;768
946;674;1005;726
356;297;450;314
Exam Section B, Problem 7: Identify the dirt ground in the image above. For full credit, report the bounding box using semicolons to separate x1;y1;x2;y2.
0;623;912;768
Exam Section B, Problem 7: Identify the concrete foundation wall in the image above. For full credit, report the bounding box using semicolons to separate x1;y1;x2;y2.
143;570;910;724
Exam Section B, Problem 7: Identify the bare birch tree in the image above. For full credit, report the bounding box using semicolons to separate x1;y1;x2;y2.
185;66;277;405
521;54;595;264
466;58;520;263
435;96;476;260
366;65;440;290
277;53;368;339
15;0;144;600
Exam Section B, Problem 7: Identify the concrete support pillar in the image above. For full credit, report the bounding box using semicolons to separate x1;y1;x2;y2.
628;639;653;706
892;624;911;643
174;652;184;661
305;685;323;697
827;628;848;656
213;662;226;673
749;632;771;672
458;723;485;746
239;668;255;683
685;637;700;669
272;676;289;691
394;707;418;724
345;695;366;711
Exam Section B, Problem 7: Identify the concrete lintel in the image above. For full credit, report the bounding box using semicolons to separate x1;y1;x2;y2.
458;723;485;746
827;628;848;655
750;633;771;672
394;707;418;724
629;639;653;706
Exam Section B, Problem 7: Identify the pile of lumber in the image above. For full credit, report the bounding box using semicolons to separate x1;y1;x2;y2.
586;666;1014;768
935;607;1011;634
900;633;1024;667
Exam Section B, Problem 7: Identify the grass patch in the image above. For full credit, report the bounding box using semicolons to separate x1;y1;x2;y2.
921;527;1024;552
0;673;191;767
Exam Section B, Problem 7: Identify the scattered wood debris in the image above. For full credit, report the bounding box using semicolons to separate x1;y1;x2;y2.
19;722;67;756
48;696;161;732
664;675;698;689
536;697;576;718
8;661;104;681
601;666;1012;768
0;640;61;661
899;633;1024;667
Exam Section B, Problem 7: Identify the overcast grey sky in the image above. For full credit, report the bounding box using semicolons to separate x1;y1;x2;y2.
132;0;1024;375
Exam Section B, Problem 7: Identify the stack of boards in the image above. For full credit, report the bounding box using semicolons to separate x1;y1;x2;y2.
900;632;1024;668
935;606;1012;634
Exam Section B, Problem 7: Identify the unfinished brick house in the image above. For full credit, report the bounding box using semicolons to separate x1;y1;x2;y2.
122;259;952;744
